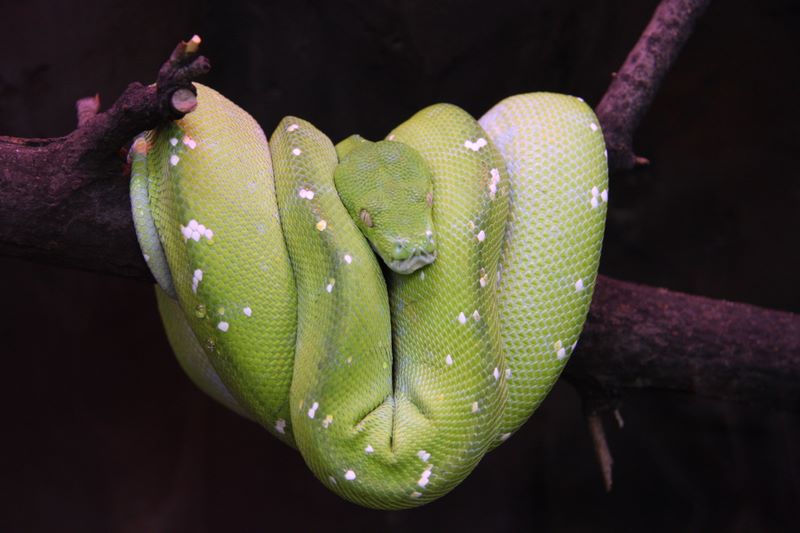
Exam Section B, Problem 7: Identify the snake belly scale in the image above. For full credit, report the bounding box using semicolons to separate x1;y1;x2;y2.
131;84;608;509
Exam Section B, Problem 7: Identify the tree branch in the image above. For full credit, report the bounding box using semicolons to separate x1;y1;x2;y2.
1;4;797;418
0;36;209;277
567;277;800;411
597;0;713;171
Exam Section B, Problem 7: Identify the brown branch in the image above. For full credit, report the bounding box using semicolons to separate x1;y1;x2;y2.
597;0;713;171
0;36;209;277
565;277;800;411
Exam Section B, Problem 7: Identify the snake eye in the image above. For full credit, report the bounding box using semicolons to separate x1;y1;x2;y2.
360;209;374;227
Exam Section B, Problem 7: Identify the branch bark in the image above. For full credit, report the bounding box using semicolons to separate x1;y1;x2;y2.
0;36;209;277
597;0;713;171
567;277;800;411
1;2;797;416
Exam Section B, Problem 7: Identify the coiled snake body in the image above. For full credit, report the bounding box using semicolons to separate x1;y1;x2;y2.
131;84;607;509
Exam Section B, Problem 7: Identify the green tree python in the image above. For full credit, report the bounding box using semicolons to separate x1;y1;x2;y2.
130;83;608;509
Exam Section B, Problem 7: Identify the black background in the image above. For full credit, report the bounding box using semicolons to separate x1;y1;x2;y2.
1;0;798;531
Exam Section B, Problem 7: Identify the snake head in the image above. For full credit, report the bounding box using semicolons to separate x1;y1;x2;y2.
334;138;436;275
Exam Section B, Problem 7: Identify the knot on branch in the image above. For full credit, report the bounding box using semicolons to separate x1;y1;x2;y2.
155;35;211;120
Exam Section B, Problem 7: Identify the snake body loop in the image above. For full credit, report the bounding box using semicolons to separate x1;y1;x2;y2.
131;84;608;509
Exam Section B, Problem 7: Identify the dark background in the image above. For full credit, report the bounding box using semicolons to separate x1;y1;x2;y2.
1;0;798;531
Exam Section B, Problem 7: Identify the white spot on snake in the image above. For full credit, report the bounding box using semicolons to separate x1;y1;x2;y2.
169;138;178;146
472;310;481;321
326;283;334;293
169;154;180;166
322;414;333;428
601;189;608;202
243;307;252;317
329;476;337;485
365;445;374;454
554;340;567;359
604;149;608;159
591;186;600;198
464;137;487;151
191;269;203;294
458;312;467;324
411;491;422;498
493;367;500;381
479;275;487;288
500;432;512;442
287;123;299;132
476;230;486;242
298;188;315;200
488;168;501;199
183;135;197;149
343;254;352;264
292;148;302;156
316;220;327;231
417;450;431;462
575;278;585;291
506;368;512;379
143;254;150;262
181;219;213;242
275;419;286;434
387;134;396;141
419;271;425;280
418;465;433;487
589;122;598;132
471;401;480;413
217;321;229;332
307;401;319;419
571;340;578;352
344;470;356;481
445;354;453;366
576;96;585;103
590;196;599;209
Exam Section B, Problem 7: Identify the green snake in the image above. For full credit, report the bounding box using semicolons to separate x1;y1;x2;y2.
130;83;608;509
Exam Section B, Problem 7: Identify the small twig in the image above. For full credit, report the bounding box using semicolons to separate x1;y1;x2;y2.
71;35;210;158
587;413;614;492
76;94;101;127
597;0;713;171
613;409;625;429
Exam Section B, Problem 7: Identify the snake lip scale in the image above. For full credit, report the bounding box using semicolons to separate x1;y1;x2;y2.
131;84;608;509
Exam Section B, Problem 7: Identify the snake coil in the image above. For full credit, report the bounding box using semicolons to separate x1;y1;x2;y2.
131;84;607;509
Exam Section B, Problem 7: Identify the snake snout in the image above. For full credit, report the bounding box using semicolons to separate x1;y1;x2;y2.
388;243;437;275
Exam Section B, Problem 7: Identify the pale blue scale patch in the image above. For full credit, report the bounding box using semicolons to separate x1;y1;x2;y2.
130;135;177;299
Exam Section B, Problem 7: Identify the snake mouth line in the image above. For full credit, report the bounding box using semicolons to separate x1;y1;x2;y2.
389;251;437;275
